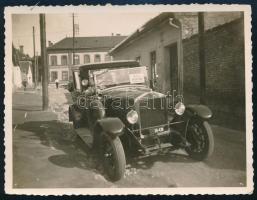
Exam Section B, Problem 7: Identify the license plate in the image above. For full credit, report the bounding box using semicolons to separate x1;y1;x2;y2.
154;127;164;133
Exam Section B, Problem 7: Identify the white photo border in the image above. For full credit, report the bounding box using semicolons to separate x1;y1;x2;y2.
4;4;253;195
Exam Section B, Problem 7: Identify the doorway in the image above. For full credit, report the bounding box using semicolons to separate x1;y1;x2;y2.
150;51;157;88
50;71;58;82
169;43;178;91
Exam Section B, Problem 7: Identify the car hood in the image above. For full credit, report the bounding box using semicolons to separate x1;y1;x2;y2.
100;85;165;101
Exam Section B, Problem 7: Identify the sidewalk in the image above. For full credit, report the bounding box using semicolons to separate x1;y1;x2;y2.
13;85;76;143
12;86;72;123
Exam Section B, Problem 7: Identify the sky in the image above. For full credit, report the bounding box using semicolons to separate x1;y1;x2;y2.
12;12;160;57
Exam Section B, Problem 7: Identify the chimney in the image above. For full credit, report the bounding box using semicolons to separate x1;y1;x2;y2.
19;45;24;54
111;33;114;36
48;41;53;47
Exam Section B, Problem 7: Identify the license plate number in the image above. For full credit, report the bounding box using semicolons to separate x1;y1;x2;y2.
154;127;164;133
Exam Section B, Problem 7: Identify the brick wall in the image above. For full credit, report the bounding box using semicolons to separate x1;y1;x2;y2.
183;18;245;130
175;12;242;39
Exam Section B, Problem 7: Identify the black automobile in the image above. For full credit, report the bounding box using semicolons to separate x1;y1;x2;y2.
68;60;214;181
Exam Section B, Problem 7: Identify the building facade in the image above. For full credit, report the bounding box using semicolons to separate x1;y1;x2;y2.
19;60;33;86
47;36;126;84
109;12;245;129
110;13;182;93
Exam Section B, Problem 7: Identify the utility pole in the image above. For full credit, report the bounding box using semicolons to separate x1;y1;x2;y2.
33;26;37;87
72;13;75;66
178;19;183;97
198;12;206;104
36;52;38;82
40;14;49;110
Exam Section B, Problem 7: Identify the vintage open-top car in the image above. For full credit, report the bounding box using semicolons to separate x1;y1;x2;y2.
68;60;214;181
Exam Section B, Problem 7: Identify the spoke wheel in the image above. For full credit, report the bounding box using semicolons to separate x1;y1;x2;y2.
185;119;214;161
101;134;126;181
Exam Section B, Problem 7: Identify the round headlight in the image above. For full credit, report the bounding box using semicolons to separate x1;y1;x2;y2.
81;79;89;86
175;102;185;115
126;110;139;124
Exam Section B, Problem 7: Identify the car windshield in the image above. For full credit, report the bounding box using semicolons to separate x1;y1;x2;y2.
89;66;148;89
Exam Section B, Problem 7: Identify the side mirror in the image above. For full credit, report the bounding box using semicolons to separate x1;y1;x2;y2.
67;82;74;92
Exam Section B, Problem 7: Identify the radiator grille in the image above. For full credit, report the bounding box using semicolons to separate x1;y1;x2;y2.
139;97;166;129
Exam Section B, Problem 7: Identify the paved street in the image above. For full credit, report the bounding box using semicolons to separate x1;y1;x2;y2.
12;86;246;188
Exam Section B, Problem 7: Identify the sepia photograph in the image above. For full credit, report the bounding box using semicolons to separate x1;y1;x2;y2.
4;5;253;195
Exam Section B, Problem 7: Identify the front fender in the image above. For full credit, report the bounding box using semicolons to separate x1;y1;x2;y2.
186;104;212;119
95;117;125;138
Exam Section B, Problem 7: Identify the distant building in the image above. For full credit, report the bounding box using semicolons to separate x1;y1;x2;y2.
47;35;126;84
19;61;33;86
12;45;34;89
12;45;31;66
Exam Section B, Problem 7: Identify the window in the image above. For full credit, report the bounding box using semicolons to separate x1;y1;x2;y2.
84;54;90;64
94;54;101;63
74;54;80;65
50;71;58;82
105;54;111;62
62;71;68;81
61;55;68;66
50;55;57;66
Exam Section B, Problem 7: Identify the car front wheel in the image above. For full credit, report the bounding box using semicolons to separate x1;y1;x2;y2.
185;119;214;161
100;133;126;181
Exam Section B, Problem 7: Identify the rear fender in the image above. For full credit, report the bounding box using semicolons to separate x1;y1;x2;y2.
186;104;212;120
95;117;125;138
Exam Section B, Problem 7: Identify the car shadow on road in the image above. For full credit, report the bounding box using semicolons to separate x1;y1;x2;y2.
126;150;195;170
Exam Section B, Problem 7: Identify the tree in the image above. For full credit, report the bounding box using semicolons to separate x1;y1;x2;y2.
12;44;32;66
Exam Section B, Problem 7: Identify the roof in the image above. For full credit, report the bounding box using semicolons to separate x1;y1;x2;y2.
78;60;140;72
47;36;127;52
109;12;179;54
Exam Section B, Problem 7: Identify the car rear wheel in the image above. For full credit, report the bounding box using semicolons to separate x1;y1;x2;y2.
185;119;214;161
100;133;126;181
